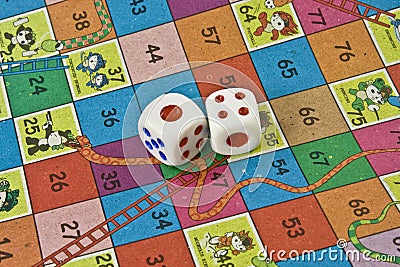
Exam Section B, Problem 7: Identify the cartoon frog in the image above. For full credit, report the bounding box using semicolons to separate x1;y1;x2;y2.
349;78;392;112
0;179;19;212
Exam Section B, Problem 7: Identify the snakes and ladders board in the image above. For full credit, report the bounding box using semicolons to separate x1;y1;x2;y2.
0;0;400;266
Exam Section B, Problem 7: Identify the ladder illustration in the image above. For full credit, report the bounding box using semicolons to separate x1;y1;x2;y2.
32;154;229;267
0;55;69;76
312;0;396;27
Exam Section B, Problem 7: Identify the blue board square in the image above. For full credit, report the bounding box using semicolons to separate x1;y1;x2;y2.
229;148;311;210
0;119;22;171
251;37;326;99
101;181;181;246
106;0;173;36
0;0;45;20
358;1;400;12
75;87;138;147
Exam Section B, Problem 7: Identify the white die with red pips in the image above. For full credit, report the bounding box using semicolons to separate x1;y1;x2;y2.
205;88;261;155
138;93;209;166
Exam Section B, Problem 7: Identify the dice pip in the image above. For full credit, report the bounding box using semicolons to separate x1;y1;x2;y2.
138;93;209;166
205;88;261;155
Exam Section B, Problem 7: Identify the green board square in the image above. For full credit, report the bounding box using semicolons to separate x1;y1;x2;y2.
291;132;376;193
5;67;72;117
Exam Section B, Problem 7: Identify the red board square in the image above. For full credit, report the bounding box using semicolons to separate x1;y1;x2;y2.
25;152;98;213
251;195;337;262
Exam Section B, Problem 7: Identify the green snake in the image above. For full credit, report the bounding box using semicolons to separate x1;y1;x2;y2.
40;0;113;52
348;201;400;264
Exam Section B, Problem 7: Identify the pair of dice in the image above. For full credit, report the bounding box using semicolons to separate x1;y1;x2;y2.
138;88;262;166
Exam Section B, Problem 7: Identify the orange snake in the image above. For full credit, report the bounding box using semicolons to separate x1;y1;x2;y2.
75;136;400;221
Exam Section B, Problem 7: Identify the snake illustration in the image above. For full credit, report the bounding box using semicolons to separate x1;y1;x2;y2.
40;0;113;52
75;136;400;220
348;201;400;265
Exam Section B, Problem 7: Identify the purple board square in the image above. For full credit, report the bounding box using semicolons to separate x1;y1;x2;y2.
345;227;400;266
167;0;229;20
91;136;163;196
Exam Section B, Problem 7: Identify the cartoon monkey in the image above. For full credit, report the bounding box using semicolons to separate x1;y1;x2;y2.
254;11;298;40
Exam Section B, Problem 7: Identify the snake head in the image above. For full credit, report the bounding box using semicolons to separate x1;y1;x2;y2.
76;136;92;148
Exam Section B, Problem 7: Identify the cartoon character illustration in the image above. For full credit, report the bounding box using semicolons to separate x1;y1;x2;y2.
1;24;36;58
259;111;273;134
349;78;393;112
0;178;19;212
208;230;255;258
76;52;107;75
0;17;63;61
254;11;298;40
388;16;400;42
25;111;78;156
86;72;109;91
264;0;293;9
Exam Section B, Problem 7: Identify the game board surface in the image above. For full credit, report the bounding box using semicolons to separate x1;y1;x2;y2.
0;0;399;266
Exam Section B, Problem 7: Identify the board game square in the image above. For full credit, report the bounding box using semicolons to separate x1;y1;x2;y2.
0;119;21;171
119;22;189;85
291;132;376;193
167;0;229;20
0;216;41;266
170;165;247;228
91;136;163;196
47;0;116;52
116;231;194;266
270;85;349;146
251;195;337;262
175;5;247;66
24;152;98;213
105;0;172;36
192;53;267;103
101;182;181;246
353;118;400;176
291;0;359;43
345;227;400;266
34;198;113;259
315;178;400;241
251;37;326;99
308;20;383;83
75;86;137;147
229;148;312;210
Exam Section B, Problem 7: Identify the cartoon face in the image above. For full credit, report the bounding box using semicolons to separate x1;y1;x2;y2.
17;30;34;46
366;85;385;105
231;236;247;252
88;55;100;71
271;13;285;31
265;0;275;8
93;74;104;86
48;132;62;147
